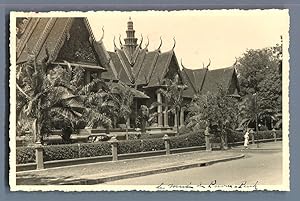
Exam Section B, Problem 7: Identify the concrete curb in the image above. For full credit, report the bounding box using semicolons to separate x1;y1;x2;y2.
61;154;245;185
230;147;281;152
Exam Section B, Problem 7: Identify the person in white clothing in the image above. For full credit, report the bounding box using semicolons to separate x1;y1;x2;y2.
244;129;250;149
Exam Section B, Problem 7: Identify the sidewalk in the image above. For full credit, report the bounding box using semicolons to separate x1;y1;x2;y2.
230;141;282;152
16;150;244;185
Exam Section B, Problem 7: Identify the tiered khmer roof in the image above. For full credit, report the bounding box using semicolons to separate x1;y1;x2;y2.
16;17;240;99
16;18;107;72
181;60;240;98
102;18;181;88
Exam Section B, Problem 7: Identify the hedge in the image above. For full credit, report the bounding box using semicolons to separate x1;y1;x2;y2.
16;130;282;164
16;147;35;164
170;131;205;149
16;142;111;164
227;130;282;143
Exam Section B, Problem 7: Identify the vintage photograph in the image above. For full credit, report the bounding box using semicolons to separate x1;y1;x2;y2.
9;10;289;191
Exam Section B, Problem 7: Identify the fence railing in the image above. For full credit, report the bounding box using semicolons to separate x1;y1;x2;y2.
16;133;281;172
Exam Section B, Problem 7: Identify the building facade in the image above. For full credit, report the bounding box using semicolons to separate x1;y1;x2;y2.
16;17;240;130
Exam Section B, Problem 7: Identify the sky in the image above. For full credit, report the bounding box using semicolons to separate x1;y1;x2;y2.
85;10;289;70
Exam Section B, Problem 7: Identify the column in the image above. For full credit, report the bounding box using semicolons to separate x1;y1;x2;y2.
174;112;178;128
180;108;184;126
163;106;169;127
157;91;163;126
35;142;44;170
109;137;118;161
163;134;170;155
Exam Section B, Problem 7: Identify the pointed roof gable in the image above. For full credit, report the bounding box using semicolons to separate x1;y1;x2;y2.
181;65;239;97
201;67;236;94
135;50;160;85
182;67;208;93
16;17;108;72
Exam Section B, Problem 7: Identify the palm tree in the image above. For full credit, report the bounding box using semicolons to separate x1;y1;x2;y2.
16;54;85;144
107;81;134;139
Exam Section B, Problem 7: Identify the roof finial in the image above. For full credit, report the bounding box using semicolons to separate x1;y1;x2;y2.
156;36;162;51
233;57;238;66
139;34;143;48
113;36;117;50
145;36;149;49
119;34;123;47
206;58;211;69
99;26;104;41
180;58;186;69
172;37;176;50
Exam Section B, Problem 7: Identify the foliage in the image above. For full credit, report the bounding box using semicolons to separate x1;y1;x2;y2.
169;130;205;149
227;130;282;143
16;54;85;143
187;86;239;149
107;81;135;127
236;44;282;130
187;87;239;130
16;147;35;164
16;130;206;164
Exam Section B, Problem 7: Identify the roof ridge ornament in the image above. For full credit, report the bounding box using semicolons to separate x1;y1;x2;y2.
145;36;149;50
156;36;162;51
119;34;123;48
172;37;176;50
139;34;143;48
99;26;104;42
113;36;117;51
233;57;238;66
181;58;188;69
206;59;211;69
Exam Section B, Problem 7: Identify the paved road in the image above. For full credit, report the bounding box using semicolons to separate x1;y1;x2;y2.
105;150;282;186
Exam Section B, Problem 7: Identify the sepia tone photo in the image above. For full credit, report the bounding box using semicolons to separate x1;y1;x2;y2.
9;10;289;191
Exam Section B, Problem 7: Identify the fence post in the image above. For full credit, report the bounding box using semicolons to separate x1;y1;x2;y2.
109;136;118;161
272;129;277;142
163;134;170;155
205;134;212;151
35;142;44;170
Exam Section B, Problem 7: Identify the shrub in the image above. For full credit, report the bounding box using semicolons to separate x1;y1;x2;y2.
178;125;193;135
16;147;35;164
79;142;111;157
170;130;205;149
227;131;244;143
227;130;282;143
43;144;79;161
141;138;165;152
118;140;142;154
16;130;281;164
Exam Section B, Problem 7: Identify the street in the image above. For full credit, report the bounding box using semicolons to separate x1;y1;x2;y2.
105;149;282;185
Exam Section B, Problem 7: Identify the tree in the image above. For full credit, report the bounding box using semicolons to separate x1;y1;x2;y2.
16;54;85;144
187;86;239;149
236;44;282;131
107;81;135;139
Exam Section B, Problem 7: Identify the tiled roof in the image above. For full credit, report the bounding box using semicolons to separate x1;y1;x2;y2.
108;51;131;84
135;51;159;85
16;18;108;72
201;67;235;94
182;66;238;96
147;50;174;87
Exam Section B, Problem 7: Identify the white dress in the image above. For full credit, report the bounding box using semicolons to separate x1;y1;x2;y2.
244;132;249;146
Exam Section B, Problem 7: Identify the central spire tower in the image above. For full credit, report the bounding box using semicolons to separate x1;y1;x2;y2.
123;17;138;59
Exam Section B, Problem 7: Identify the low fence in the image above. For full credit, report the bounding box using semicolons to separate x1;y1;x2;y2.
16;129;282;172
